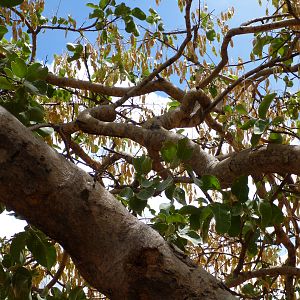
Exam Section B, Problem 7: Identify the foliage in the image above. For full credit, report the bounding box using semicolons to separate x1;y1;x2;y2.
0;0;299;299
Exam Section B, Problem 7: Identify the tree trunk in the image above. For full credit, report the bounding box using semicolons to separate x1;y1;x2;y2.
0;106;235;299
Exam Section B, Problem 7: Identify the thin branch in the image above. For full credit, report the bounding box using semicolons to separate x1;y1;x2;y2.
197;18;300;89
227;266;300;288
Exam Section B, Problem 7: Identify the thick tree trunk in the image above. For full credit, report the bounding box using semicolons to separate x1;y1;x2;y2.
0;106;235;299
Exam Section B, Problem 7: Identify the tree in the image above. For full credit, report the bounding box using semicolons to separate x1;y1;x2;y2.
0;0;299;299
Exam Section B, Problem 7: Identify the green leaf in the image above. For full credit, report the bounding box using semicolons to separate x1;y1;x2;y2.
115;3;131;16
26;230;57;269
161;141;178;163
128;196;147;214
240;118;256;130
231;176;249;203
69;286;87;300
23;80;39;94
253;119;268;135
166;213;186;224
131;7;146;20
173;187;186;205
196;175;220;191
235;104;248;115
271;203;284;225
156;176;173;192
258;93;276;119
250;133;261;147
258;201;272;227
133;155;152;175
28;106;44;122
178;205;200;215
268;132;283;144
119;187;134;199
211;203;231;234
136;187;155;200
206;29;216;41
11;57;27;78
0;0;24;8
0;76;14;90
177;137;193;160
26;63;48;81
200;214;212;242
177;227;201;246
0;25;8;40
228;216;241;237
11;267;32;300
10;232;27;265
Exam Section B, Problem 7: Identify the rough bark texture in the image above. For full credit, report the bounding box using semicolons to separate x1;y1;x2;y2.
0;107;236;299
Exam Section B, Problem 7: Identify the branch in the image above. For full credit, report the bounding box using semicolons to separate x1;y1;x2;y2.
227;266;300;288
197;18;300;88
46;74;185;102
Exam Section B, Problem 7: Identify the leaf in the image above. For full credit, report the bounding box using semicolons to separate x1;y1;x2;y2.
0;25;8;40
11;267;32;300
161;141;177;163
69;286;87;300
115;3;131;16
11;57;27;78
10;232;27;265
173;187;186;205
128;196;147;214
196;175;220;191
23;80;40;94
258;93;276;119
119;187;134;199
235;104;248;115
177;137;193;160
0;0;24;8
231;176;249;203
166;213;186;224
178;205;200;215
26;230;57;269
206;29;216;41
156;176;173;192
240;118;256;130
26;63;48;81
253;119;269;135
271;203;284;225
211;203;231;234
0;76;14;90
136;187;155;200
268;132;283;144
228;216;241;237
258;201;272;227
133;155;152;175
177;227;201;246
131;7;146;20
250;133;261;147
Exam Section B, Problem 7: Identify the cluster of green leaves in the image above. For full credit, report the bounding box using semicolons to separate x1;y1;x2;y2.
0;226;88;300
252;31;293;62
119;153;285;253
233;93;284;146
160;137;193;168
87;1;149;37
0;41;50;126
0;226;55;300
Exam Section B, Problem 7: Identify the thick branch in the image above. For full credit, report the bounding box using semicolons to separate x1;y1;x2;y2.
0;106;235;300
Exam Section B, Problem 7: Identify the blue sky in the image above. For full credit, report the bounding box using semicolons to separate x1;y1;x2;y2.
37;0;267;62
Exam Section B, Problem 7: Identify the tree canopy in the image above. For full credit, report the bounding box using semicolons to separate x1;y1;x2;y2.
0;0;300;299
